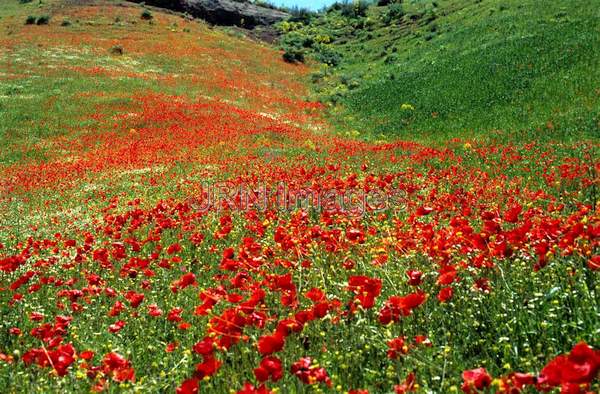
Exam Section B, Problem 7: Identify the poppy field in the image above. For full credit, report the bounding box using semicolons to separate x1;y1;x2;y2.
0;1;599;393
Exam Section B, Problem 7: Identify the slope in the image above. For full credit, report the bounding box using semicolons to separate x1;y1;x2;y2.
280;0;600;141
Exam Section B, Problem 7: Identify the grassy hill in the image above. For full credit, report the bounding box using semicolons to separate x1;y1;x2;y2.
279;0;600;141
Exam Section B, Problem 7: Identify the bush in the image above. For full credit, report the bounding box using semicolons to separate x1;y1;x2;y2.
339;1;369;18
61;19;72;27
141;9;153;20
315;48;342;66
424;31;436;41
109;45;124;55
19;0;33;3
288;7;316;24
282;49;305;63
25;15;36;25
36;15;50;25
280;31;309;50
381;4;404;24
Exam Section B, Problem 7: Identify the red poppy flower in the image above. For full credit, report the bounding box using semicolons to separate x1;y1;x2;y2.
348;276;382;309
394;372;416;393
437;287;453;303
167;243;182;255
172;272;198;292
414;335;432;347
23;343;76;377
125;291;145;308
290;357;331;387
502;372;534;392
176;378;199;394
257;332;285;356
80;350;95;360
437;269;458;285
166;342;179;352
168;307;183;322
379;291;427;324
193;337;215;356
387;337;409;359
305;287;325;302
588;255;600;271
237;383;273;394
538;341;600;389
29;312;44;322
406;270;423;286
148;304;163;317
9;327;21;336
416;206;434;216
461;368;492;393
108;320;126;333
195;355;222;379
102;352;135;382
108;300;125;317
503;203;522;223
254;356;283;382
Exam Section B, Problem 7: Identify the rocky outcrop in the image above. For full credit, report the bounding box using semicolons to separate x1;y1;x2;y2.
133;0;289;28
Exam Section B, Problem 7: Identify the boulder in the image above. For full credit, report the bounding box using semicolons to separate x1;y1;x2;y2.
133;0;290;28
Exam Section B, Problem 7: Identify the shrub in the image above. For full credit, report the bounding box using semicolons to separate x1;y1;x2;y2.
282;49;305;63
19;0;33;3
315;48;342;66
61;19;72;27
141;9;153;20
36;15;50;25
109;45;124;55
384;53;399;64
382;3;404;23
280;31;309;50
424;31;436;41
288;7;316;24
423;9;437;23
25;15;36;25
339;1;369;18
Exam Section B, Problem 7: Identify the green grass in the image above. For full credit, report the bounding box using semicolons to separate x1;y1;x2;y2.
279;0;600;142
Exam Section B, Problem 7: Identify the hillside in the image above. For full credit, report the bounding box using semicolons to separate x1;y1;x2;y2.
0;1;598;393
279;0;600;141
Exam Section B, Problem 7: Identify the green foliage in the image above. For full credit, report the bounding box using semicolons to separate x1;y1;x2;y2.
381;3;404;23
315;47;342;66
324;0;370;18
35;14;50;25
287;6;316;24
339;0;369;18
282;48;305;63
25;14;50;25
141;9;153;20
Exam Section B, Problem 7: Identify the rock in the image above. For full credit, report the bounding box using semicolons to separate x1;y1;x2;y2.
133;0;290;28
184;0;289;27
